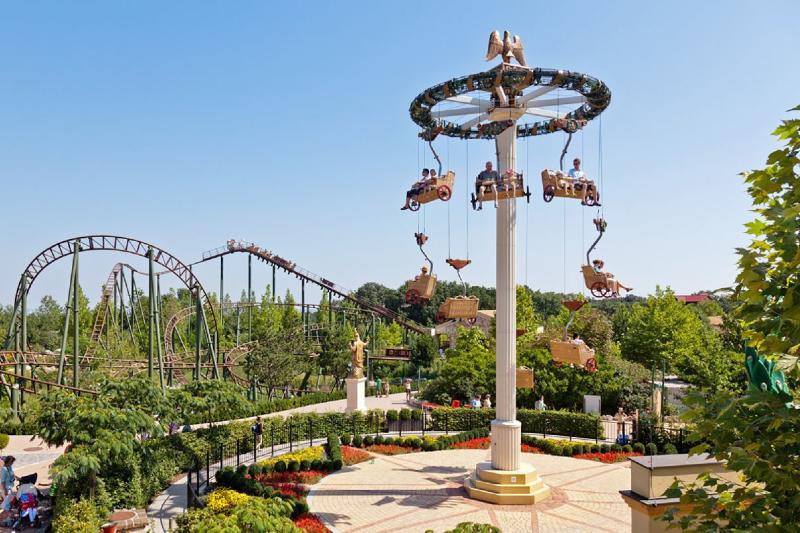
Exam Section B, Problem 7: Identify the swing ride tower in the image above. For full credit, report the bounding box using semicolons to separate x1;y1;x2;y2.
410;31;610;504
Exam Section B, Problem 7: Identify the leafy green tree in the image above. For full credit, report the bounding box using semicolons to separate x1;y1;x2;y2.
664;108;800;530
422;327;495;404
318;323;353;386
410;333;437;369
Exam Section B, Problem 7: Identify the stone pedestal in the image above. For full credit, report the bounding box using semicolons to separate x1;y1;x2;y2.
345;377;366;413
464;461;551;505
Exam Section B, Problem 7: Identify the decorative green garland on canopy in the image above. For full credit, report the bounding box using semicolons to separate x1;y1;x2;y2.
409;65;611;140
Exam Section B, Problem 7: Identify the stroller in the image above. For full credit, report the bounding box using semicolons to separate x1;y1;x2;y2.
2;473;43;530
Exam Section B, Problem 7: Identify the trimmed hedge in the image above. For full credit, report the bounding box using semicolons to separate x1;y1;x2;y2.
429;407;602;439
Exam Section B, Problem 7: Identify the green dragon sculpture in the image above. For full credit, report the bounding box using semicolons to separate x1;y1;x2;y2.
744;345;793;404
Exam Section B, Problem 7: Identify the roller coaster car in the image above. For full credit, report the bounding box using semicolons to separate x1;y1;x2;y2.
541;170;599;206
385;347;412;358
516;366;535;388
405;271;437;304
581;265;620;298
471;172;531;209
407;171;456;212
549;339;597;372
436;295;479;324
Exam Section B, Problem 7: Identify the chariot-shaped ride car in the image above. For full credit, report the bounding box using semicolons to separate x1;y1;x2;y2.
405;267;437;304
549;339;598;372
471;171;531;209
407;170;456;212
436;295;479;324
541;169;599;206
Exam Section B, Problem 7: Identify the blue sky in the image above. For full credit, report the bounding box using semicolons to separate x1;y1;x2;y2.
2;1;799;308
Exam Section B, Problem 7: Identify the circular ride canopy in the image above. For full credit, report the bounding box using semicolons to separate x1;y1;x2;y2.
409;64;610;140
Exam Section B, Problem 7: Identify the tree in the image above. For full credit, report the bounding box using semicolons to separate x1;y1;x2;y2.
617;287;738;389
421;327;495;404
664;108;800;530
318;323;353;386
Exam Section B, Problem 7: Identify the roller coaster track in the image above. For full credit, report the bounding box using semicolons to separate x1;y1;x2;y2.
83;262;131;360
199;241;432;336
8;235;218;336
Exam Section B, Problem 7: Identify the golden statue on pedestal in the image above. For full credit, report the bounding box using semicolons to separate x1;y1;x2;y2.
349;331;369;379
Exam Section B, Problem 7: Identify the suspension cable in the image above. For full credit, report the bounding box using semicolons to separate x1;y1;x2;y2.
525;133;530;287
465;139;470;260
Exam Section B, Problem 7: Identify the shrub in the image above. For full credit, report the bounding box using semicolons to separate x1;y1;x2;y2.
632;442;645;454
590;444;600;453
374;435;384;445
52;499;103;533
434;522;501;533
300;460;311;471
0;434;9;451
274;460;287;473
551;445;563;456
352;435;363;448
663;443;678;454
572;444;584;455
399;408;412;421
248;464;261;477
411;409;423;421
611;444;623;452
340;434;352;446
404;437;422;449
645;443;658;456
561;445;573;457
288;460;301;473
429;407;602;439
310;459;322;471
363;435;374;446
386;410;399;422
622;444;633;453
600;443;610;453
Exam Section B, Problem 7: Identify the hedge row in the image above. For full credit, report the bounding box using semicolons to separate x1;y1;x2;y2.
429;407;603;439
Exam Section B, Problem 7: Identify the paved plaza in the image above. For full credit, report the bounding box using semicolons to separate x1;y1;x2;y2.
308;449;631;533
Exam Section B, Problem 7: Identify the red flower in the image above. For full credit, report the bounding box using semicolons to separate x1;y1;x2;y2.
341;445;371;465
452;437;491;450
573;451;643;464
295;513;331;533
521;444;544;454
365;444;418;455
257;470;326;486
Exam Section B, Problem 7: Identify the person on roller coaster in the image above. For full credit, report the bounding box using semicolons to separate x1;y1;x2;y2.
476;161;500;210
401;168;430;210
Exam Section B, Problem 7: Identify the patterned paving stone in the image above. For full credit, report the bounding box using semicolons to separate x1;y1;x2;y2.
308;449;631;533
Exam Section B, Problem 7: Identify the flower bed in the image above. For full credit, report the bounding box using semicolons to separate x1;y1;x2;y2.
452;437;491;450
341;445;371;465
574;451;643;464
272;482;309;500
258;446;326;468
520;443;543;454
295;513;331;533
257;470;327;486
366;444;420;455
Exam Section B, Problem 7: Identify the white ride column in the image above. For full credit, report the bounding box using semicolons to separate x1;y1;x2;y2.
491;125;521;471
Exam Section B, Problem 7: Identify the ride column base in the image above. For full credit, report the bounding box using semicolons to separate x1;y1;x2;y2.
464;420;551;505
345;377;366;414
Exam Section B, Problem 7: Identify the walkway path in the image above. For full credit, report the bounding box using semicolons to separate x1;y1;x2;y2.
308;449;632;533
187;392;412;431
149;392;414;532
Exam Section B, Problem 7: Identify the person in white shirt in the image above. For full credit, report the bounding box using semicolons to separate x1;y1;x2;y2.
568;158;585;179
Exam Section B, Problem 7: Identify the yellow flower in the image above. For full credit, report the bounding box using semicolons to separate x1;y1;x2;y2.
207;489;250;513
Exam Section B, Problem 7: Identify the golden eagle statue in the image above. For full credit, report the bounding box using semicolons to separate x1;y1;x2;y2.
486;30;527;67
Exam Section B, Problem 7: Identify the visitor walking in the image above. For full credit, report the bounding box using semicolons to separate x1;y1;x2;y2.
1;456;17;501
482;394;492;409
383;379;390;398
535;395;547;411
375;377;382;397
253;417;263;449
470;395;481;409
404;378;412;402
